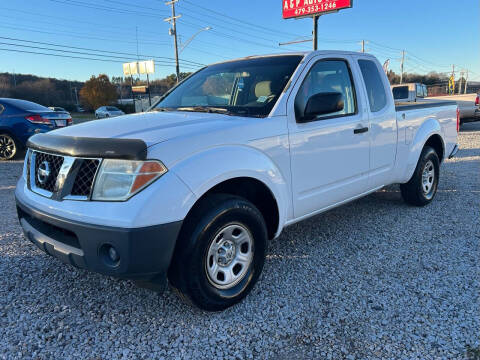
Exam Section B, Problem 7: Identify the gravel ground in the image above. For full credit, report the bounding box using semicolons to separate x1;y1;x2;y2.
0;123;479;360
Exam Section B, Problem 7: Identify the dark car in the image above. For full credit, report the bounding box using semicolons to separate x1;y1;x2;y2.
0;98;72;160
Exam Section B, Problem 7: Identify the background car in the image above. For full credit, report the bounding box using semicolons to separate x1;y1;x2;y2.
95;106;125;119
0;98;72;160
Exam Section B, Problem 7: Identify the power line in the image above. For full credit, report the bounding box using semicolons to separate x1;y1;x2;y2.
177;19;281;51
49;0;167;17
0;47;201;71
102;0;166;12
0;6;146;32
0;22;169;46
0;17;168;45
0;41;200;69
179;1;361;45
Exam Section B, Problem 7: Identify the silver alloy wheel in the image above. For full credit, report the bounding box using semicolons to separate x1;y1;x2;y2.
0;134;16;160
206;223;254;290
421;160;435;199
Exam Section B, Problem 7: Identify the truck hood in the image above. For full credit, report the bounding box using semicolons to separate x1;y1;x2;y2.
54;111;248;147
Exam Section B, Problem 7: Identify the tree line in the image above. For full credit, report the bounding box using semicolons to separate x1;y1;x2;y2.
0;72;190;112
0;69;466;112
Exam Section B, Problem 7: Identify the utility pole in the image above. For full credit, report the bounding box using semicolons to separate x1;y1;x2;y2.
458;71;464;95
73;87;79;107
361;40;365;53
400;50;405;84
69;82;73;103
12;70;16;88
451;64;455;95
464;70;469;94
165;0;181;83
312;15;319;50
135;26;140;60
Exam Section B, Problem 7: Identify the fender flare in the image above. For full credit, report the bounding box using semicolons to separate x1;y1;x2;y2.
403;117;444;182
170;145;290;236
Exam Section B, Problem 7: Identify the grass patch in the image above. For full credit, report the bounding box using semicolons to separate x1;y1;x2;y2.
466;345;480;360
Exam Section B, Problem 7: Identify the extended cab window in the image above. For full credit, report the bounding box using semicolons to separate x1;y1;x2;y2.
295;59;356;121
358;59;387;112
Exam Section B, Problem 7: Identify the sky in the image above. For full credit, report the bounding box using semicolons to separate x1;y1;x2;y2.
1;0;478;82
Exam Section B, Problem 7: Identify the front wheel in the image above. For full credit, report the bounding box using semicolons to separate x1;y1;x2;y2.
168;194;268;311
0;133;18;160
400;146;440;206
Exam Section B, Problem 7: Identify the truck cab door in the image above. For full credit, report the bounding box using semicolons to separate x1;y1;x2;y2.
354;57;397;189
287;55;371;219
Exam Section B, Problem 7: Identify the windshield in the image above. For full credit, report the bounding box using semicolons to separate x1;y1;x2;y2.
153;55;304;117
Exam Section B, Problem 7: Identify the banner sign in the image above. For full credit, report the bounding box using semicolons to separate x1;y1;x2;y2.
123;62;139;76
139;60;155;75
283;0;352;19
123;60;155;76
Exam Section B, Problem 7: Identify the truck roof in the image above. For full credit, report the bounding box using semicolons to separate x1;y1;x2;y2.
209;50;376;66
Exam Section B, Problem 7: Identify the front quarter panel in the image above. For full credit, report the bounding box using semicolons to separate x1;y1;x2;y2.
168;145;290;236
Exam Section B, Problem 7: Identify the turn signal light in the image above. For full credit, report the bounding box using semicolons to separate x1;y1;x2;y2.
25;115;51;125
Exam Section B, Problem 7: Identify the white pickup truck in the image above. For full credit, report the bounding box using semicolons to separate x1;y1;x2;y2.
15;51;459;310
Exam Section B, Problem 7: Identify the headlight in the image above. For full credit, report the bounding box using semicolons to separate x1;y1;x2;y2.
92;159;167;201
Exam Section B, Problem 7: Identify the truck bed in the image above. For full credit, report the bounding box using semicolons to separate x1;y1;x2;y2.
395;100;457;112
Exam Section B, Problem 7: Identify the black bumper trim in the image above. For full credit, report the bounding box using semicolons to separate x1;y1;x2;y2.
16;197;182;283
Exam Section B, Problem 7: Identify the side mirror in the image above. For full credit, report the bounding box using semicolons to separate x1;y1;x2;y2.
300;92;344;122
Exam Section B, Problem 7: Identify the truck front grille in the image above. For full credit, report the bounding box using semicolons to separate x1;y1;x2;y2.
71;159;100;196
34;152;64;193
29;150;101;200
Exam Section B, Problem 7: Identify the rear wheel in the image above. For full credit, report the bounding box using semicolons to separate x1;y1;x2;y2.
168;194;267;311
400;146;440;206
0;134;18;160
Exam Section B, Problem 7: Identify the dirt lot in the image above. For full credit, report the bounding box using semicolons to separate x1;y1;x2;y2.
0;123;478;359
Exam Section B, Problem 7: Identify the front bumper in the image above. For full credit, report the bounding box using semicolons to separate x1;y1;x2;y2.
16;197;182;286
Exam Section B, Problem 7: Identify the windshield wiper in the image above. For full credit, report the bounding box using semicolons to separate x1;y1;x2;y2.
176;106;231;115
152;107;175;112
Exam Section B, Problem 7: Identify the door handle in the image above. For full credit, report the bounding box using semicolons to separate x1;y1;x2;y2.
354;127;369;134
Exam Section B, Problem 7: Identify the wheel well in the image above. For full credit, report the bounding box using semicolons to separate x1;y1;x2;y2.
191;177;280;240
424;134;444;162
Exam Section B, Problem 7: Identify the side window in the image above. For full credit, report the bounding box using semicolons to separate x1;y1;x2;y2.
295;59;357;121
423;85;428;97
358;59;387;112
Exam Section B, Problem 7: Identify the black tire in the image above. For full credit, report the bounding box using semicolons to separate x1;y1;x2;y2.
0;133;19;161
168;194;268;311
400;146;440;206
